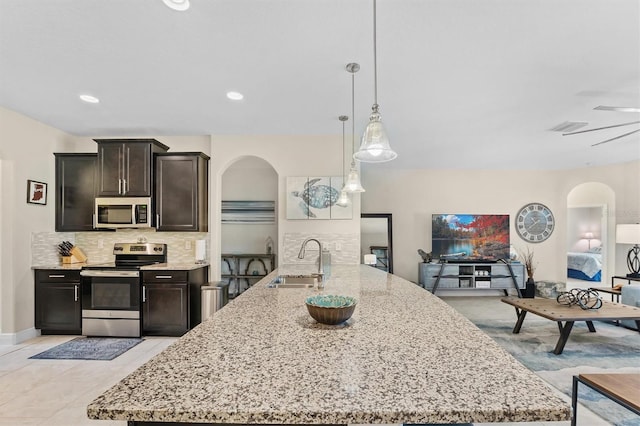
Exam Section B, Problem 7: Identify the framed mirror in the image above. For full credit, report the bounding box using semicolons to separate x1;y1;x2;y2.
361;213;393;273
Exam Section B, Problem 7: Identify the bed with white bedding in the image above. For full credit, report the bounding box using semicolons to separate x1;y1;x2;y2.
567;247;602;282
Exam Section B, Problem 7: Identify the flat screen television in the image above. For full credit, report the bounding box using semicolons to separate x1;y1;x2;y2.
432;214;510;262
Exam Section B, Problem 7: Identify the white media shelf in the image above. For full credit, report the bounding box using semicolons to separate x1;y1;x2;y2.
419;262;525;293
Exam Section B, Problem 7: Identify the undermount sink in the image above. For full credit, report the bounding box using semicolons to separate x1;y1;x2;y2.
266;275;317;288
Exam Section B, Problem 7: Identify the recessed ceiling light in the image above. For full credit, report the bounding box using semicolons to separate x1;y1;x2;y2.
79;94;100;104
226;91;244;101
163;0;190;11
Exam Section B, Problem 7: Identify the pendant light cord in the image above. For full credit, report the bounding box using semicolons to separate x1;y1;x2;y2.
342;119;346;180
373;0;378;106
351;71;356;163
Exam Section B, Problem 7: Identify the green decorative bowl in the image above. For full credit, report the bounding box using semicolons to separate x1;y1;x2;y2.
305;295;357;325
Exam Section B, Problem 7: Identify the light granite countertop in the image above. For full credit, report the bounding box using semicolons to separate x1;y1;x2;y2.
87;265;570;424
32;262;209;271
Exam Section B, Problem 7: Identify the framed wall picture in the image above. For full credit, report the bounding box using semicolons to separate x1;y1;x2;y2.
286;176;352;220
221;200;276;223
27;180;47;205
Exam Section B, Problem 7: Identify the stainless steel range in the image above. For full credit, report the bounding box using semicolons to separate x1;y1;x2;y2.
80;243;167;337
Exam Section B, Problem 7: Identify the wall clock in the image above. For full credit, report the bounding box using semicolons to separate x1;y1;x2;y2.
516;203;555;243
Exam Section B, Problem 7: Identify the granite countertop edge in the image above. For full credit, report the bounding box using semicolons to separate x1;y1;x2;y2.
32;262;209;271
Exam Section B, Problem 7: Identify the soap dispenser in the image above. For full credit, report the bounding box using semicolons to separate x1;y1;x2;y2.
321;247;332;279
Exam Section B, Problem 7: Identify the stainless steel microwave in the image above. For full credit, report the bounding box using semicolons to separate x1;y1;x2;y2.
95;197;152;229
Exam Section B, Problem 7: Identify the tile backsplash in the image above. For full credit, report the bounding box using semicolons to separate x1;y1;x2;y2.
32;229;209;266
282;233;359;265
32;230;358;267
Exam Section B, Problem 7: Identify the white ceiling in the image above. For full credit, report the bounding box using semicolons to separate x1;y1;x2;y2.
1;0;639;170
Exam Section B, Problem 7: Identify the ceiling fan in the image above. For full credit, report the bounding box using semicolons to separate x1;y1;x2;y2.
562;106;640;146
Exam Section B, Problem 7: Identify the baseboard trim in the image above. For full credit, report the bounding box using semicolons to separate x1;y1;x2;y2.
0;327;39;345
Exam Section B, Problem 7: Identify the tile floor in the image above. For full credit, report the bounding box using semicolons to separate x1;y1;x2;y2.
0;296;617;426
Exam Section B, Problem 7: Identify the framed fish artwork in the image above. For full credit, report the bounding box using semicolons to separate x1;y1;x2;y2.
286;176;352;220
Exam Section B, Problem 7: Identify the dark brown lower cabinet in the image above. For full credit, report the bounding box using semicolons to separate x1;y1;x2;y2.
35;270;82;334
142;282;189;336
142;267;208;336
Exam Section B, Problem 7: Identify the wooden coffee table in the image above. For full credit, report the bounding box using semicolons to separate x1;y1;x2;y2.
571;374;640;426
501;296;640;354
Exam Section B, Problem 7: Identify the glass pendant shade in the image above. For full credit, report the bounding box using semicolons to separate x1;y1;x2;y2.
344;163;365;193
337;188;350;205
354;105;397;162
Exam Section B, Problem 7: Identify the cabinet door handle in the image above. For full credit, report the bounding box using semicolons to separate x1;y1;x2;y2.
74;284;79;302
123;179;127;194
156;214;160;230
154;275;173;279
142;285;146;302
118;178;123;195
48;274;65;278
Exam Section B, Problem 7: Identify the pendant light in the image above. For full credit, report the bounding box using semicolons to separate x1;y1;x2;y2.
354;0;397;163
344;62;366;193
337;115;350;206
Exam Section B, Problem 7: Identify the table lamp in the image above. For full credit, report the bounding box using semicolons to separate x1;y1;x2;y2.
583;232;594;249
616;224;640;278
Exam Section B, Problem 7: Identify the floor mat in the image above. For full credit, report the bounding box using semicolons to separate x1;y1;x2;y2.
29;337;143;360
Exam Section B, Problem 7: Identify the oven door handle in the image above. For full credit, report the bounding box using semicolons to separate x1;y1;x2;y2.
80;270;140;278
74;284;79;302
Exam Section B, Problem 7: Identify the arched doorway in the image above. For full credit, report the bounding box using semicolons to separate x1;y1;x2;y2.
220;156;278;297
566;182;615;290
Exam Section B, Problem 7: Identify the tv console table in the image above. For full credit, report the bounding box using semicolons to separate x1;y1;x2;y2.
419;261;525;296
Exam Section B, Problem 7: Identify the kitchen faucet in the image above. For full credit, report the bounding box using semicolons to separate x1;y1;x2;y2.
298;238;325;287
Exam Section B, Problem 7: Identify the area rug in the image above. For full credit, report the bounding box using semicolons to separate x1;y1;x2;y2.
29;337;143;360
473;318;640;426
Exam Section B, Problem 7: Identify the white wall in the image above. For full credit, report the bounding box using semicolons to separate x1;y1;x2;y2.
361;161;640;284
0;107;73;340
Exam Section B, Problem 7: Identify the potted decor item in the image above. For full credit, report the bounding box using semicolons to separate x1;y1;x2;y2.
517;246;537;298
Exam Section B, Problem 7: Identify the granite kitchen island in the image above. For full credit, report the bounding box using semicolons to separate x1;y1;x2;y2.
87;265;570;425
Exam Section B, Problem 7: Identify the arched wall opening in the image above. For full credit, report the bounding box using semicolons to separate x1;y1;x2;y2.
220;156;278;295
566;182;615;290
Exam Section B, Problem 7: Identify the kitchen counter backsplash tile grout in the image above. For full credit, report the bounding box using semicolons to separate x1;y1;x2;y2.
31;230;209;266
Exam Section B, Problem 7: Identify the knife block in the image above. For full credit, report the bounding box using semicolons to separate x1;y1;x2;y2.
62;247;88;264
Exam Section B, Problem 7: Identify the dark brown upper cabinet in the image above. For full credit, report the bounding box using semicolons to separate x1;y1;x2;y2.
95;139;169;197
54;153;97;232
155;152;209;232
